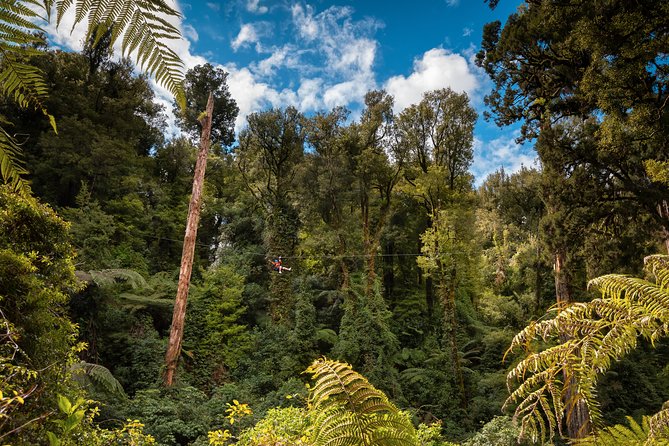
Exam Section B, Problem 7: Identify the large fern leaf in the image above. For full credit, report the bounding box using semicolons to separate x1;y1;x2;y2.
50;0;186;108
0;0;187;193
505;255;669;443
0;122;30;194
70;361;126;398
0;0;57;195
574;416;669;446
306;358;419;446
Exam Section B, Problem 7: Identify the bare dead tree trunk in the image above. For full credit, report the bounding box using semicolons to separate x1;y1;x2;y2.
163;92;214;387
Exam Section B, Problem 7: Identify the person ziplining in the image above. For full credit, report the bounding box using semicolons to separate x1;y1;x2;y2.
270;256;292;273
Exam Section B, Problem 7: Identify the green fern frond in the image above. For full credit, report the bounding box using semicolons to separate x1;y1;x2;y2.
506;255;669;443
0;123;30;195
574;416;657;446
53;0;186;108
306;358;419;446
71;361;126;398
78;268;148;289
648;405;669;445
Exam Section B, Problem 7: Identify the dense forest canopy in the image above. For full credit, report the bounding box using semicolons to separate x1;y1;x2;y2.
1;0;669;445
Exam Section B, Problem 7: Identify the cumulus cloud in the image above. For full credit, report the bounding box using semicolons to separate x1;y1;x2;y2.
231;23;259;51
297;78;323;111
384;48;479;111
470;132;538;185
247;0;268;14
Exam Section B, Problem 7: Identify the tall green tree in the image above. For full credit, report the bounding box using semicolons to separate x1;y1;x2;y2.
174;63;239;147
477;0;669;251
236;107;305;324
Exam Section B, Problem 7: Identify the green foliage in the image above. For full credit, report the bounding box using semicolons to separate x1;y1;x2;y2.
333;282;400;394
574;416;660;446
505;255;669;443
234;407;310;446
184;265;252;390
70;361;126;399
0;0;186;193
47;394;157;445
52;0;186;106
460;416;529;446
306;357;419;446
174;64;239;146
0;185;83;442
122;386;212;445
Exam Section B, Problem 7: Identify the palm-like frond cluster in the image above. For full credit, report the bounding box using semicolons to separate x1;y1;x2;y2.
306;357;419;446
51;0;185;107
0;0;185;195
505;255;669;444
0;0;55;194
574;416;657;446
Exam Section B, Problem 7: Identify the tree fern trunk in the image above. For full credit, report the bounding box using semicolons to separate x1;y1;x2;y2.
554;248;591;439
164;92;214;387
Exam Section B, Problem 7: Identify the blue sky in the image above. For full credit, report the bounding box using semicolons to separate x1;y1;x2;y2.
43;0;537;184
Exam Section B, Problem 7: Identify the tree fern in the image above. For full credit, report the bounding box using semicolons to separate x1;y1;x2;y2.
77;268;148;289
574;416;669;446
505;255;669;444
0;0;186;194
50;0;186;107
0;0;56;194
306;357;419;446
70;361;126;398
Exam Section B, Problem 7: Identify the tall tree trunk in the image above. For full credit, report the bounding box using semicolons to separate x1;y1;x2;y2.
338;232;350;292
534;235;542;314
554;247;592;439
382;240;394;300
440;268;467;410
163;92;214;387
659;200;669;254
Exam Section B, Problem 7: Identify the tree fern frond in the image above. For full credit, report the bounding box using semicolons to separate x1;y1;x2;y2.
306;358;418;446
53;0;186;108
0;124;31;195
645;255;669;291
574;416;655;446
78;268;148;289
507;254;669;443
648;405;669;445
70;361;126;398
0;1;56;131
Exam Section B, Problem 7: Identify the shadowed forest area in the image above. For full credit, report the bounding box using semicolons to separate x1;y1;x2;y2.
1;1;669;445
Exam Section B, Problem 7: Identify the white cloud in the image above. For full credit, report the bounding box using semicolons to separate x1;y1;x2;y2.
297;79;322;111
291;4;319;41
463;27;473;37
231;23;259;51
206;2;220;11
323;76;372;109
290;4;381;79
471;132;538;185
247;0;268;14
384;48;479;111
183;24;199;42
446;0;460;6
